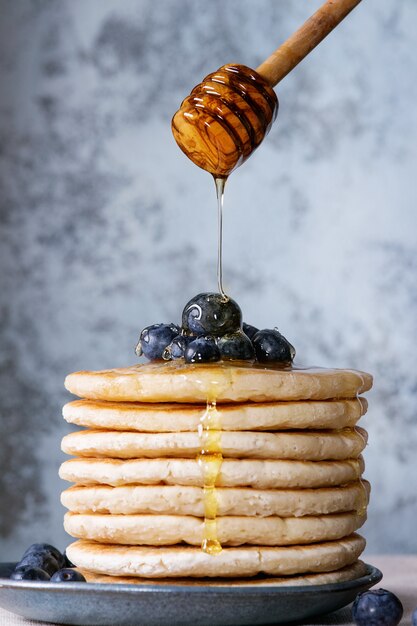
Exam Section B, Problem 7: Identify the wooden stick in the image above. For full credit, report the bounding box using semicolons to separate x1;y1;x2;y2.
256;0;362;87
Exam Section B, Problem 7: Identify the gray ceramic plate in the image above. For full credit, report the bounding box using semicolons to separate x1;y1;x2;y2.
0;562;382;626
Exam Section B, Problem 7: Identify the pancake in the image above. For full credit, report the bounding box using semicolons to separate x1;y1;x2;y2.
64;511;366;546
64;361;372;403
61;481;370;517
63;398;367;432
61;428;367;461
59;456;365;488
66;533;366;577
79;559;368;585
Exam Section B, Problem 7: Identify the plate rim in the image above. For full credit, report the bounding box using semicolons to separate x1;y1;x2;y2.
0;561;382;595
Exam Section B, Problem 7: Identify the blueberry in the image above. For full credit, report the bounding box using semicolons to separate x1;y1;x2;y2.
18;552;60;576
182;293;242;336
252;329;295;363
242;322;259;341
135;323;180;360
352;589;403;626
163;334;193;360
217;331;255;361
51;568;86;583
11;566;50;581
22;543;64;567
184;336;221;364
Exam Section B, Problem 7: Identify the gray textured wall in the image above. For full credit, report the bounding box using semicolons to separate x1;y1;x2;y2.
0;0;416;559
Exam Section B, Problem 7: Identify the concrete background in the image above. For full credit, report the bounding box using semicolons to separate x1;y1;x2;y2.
0;0;416;559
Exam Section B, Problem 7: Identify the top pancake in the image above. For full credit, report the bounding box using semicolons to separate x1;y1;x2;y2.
65;361;372;404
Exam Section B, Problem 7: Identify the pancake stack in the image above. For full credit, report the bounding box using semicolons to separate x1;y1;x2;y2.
60;361;372;583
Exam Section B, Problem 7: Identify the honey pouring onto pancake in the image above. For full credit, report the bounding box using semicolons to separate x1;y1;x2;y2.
61;0;372;578
135;293;296;556
134;0;367;556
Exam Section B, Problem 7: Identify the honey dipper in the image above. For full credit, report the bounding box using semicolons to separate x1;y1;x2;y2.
172;0;362;178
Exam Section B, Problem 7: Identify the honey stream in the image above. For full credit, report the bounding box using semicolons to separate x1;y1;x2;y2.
175;65;277;553
174;55;369;549
214;177;227;299
354;376;369;517
355;417;369;516
197;392;223;554
195;175;227;554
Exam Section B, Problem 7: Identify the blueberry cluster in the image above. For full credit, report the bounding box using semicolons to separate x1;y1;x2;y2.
135;292;295;364
352;589;403;626
10;543;86;583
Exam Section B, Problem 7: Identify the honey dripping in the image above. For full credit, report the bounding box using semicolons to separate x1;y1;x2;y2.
172;64;277;305
338;381;368;517
197;389;223;555
357;476;369;517
214;177;226;298
169;0;368;559
355;387;369;517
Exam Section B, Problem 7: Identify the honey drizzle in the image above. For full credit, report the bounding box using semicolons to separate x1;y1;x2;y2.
353;374;368;517
214;177;227;298
357;476;369;517
355;416;369;516
196;176;227;553
197;392;223;554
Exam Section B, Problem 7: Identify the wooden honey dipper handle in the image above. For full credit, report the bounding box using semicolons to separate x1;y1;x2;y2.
256;0;362;87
